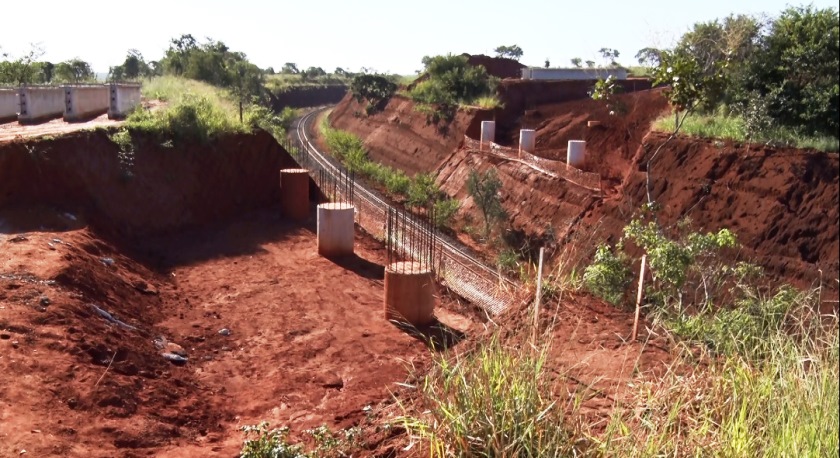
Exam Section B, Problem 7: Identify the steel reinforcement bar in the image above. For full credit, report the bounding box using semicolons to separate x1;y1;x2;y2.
286;108;526;316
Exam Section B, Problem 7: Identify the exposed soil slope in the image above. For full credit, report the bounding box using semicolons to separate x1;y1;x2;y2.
390;87;837;299
609;133;839;290
0;129;301;237
330;94;491;176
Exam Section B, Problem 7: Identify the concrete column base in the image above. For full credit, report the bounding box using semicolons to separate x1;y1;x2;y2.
567;140;587;169
384;261;435;327
317;203;355;257
280;168;310;221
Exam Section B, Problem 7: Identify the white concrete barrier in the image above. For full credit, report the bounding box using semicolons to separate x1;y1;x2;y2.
0;88;19;123
64;85;110;121
18;86;65;123
108;83;141;119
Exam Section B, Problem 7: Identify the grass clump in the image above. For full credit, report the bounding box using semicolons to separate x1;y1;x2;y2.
400;335;585;457
127;76;294;143
600;292;838;457
320;116;459;229
653;112;840;152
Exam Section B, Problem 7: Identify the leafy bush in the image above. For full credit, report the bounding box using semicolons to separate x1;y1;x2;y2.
128;92;245;143
245;105;297;140
349;73;397;114
240;423;306;458
432;198;460;230
409;54;498;111
583;244;633;305
467;168;506;238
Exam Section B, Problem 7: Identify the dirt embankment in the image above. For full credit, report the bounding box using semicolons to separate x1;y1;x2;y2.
269;85;348;110
0;129;302;237
606;133;840;289
0;128;479;456
330;94;492;175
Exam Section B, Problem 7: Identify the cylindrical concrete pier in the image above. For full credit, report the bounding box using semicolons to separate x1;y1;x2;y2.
480;121;496;151
519;129;536;156
280;168;310;221
317;202;355;257
384;261;435;326
567;140;586;168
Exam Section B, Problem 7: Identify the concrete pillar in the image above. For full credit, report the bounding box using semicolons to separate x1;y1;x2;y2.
317;203;355;257
480;121;495;151
109;84;142;119
0;88;19;123
519;129;536;157
18;86;64;123
568;140;586;168
280;168;310;221
64;85;109;122
384;261;435;326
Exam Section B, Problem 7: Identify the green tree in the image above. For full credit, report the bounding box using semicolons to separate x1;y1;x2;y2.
229;60;265;122
411;54;495;107
570;57;583;68
467;168;506;238
493;45;524;61
0;43;45;84
598;47;621;67
748;6;839;136
54;58;94;83
676;14;761;107
349;73;397;114
281;62;299;74
40;61;54;83
635;47;663;67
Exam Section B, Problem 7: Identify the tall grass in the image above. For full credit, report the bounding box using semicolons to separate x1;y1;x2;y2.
653;112;840;152
599;290;839;457
400;335;585;457
128;76;293;143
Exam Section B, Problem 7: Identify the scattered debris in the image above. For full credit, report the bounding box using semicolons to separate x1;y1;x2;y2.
161;353;188;365
89;304;137;331
100;257;115;267
218;328;231;336
9;235;29;243
39;297;51;306
133;281;158;295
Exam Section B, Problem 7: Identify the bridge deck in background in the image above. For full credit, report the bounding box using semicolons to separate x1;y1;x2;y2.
0;113;122;144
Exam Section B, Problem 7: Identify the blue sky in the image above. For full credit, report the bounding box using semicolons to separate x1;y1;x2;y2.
1;0;836;74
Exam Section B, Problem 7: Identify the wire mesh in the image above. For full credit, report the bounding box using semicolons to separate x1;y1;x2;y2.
284;113;527;316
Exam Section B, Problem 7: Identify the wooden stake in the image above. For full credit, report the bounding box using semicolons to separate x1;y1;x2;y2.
533;247;545;343
632;255;647;342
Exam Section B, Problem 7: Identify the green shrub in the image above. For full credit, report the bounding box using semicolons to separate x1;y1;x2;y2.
583;243;633;305
432;198;460;230
240;423;305;458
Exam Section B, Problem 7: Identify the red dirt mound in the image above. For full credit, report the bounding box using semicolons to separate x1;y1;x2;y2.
330;94;492;176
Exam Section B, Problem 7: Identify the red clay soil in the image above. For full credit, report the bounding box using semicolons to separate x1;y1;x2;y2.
603;132;840;294
329;94;491;176
0;207;477;457
0;129;303;238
